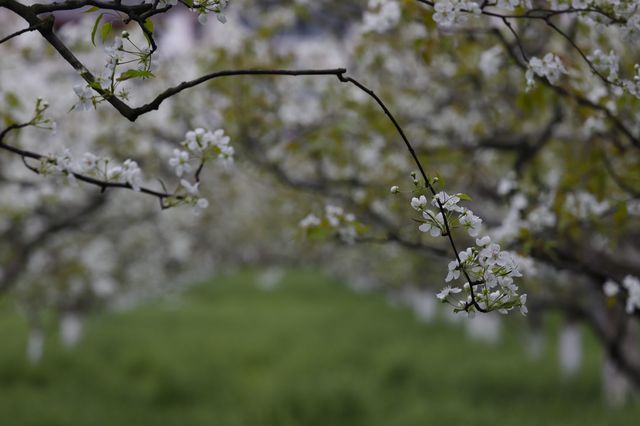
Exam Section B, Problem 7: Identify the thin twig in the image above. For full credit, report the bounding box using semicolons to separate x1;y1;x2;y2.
0;23;40;44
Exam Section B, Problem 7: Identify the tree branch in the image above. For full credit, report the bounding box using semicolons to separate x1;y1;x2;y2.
0;122;176;204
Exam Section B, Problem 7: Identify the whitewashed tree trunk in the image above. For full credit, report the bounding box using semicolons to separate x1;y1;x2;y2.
387;286;437;324
602;356;631;407
602;319;640;407
558;322;582;377
60;312;85;349
410;289;437;324
525;327;545;360
26;328;44;364
465;313;502;345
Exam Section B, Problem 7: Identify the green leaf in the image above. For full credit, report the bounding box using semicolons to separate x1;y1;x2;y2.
83;6;100;13
142;18;154;46
100;22;112;44
5;92;21;109
143;18;154;33
457;193;472;201
117;69;155;81
90;13;104;46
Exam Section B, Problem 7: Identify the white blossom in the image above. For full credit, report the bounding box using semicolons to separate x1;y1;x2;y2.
73;85;93;111
479;45;503;78
325;204;344;227
299;213;321;228
622;276;640;313
520;294;528;315
77;153;99;174
180;179;200;195
169;149;192;177
122;159;142;191
437;285;462;300
193;197;209;215
603;280;620;297
183;128;234;166
419;210;444;236
411;195;428;211
432;191;464;212
459;209;482;237
527;204;556;231
446;260;460;282
476;235;491;247
622;64;640;99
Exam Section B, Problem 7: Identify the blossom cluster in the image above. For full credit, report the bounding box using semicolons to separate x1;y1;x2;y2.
73;33;155;110
565;191;610;219
25;121;233;216
169;128;234;177
588;49;620;81
584;50;640;100
37;150;143;191
432;0;481;27
410;191;526;315
603;276;640;314
622;64;640;98
190;0;231;24
363;0;402;33
440;236;526;315
411;191;482;238
168;128;234;214
525;53;568;91
299;205;358;244
142;0;230;24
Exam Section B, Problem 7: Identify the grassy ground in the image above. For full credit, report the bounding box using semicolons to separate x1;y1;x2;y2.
0;270;638;425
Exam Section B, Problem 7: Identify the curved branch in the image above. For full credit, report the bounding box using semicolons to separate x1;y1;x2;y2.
29;0;152;15
130;68;348;120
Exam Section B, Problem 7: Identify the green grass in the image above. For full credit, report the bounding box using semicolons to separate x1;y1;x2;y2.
0;270;638;425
